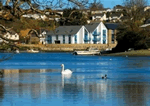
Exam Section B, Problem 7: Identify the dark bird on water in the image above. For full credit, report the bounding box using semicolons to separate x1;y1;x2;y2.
102;74;107;79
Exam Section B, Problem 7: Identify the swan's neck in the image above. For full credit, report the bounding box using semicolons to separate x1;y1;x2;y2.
61;66;64;72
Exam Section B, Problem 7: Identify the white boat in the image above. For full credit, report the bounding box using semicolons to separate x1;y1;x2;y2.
27;49;39;53
73;47;101;55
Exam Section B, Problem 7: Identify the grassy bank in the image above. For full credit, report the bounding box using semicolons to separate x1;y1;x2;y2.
103;50;150;56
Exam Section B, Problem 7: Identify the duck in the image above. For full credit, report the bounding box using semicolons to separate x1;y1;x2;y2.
61;64;72;74
102;74;107;79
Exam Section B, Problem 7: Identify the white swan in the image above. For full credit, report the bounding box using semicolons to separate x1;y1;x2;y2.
61;64;72;74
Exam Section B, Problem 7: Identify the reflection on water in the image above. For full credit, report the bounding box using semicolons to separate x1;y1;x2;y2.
0;69;149;106
1;53;150;105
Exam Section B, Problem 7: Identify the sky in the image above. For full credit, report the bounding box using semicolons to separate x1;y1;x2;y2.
101;0;124;8
103;0;150;9
3;0;150;10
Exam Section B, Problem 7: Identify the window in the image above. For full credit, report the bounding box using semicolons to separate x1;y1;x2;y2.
68;35;71;44
48;35;52;43
93;29;97;35
56;35;58;40
74;35;77;44
103;30;106;44
63;35;65;44
93;36;97;44
112;34;115;44
111;30;114;34
84;29;89;43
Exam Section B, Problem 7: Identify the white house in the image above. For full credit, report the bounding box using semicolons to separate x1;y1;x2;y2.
46;26;90;44
22;14;48;20
85;22;108;44
3;31;19;40
91;9;107;14
113;5;124;12
109;13;123;22
43;22;118;45
38;29;48;44
0;30;19;43
91;13;107;21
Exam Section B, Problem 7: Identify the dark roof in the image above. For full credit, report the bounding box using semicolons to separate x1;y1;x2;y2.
47;26;83;35
111;13;122;17
37;29;49;34
8;30;17;35
105;23;119;30
85;23;100;32
114;5;124;9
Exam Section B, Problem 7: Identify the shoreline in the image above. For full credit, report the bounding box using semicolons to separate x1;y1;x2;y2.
102;50;150;56
1;49;150;56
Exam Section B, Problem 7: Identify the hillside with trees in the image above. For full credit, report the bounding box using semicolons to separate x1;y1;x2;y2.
112;0;150;52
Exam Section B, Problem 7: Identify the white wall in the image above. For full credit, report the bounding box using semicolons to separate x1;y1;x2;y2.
90;23;101;44
45;23;109;44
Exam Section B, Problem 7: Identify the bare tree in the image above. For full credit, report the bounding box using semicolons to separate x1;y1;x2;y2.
122;0;148;31
114;0;150;51
89;0;103;10
0;24;19;61
2;0;90;19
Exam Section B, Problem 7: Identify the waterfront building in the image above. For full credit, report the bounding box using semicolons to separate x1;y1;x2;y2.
44;22;118;47
85;22;107;44
46;26;89;44
105;23;119;48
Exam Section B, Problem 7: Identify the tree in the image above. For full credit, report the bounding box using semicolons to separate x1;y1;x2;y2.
113;0;150;52
0;24;20;62
60;8;87;25
2;0;90;19
122;0;148;31
89;0;103;10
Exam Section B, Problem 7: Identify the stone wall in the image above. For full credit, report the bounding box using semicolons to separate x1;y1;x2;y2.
18;43;117;51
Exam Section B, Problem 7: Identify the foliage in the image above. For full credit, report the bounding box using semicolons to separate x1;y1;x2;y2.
112;0;150;52
113;24;149;52
59;8;87;25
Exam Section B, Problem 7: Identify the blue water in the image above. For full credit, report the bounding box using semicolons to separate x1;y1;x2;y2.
0;53;150;106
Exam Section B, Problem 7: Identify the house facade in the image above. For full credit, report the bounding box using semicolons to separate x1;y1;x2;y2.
38;29;48;44
105;23;118;48
3;32;19;41
85;22;108;44
91;13;107;21
109;13;123;22
46;26;90;44
0;30;19;42
41;22;118;47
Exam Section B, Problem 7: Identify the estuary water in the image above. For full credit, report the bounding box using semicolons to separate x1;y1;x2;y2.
0;53;150;106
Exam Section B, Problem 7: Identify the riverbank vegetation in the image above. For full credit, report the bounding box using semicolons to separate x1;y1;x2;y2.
112;0;150;53
103;50;150;56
